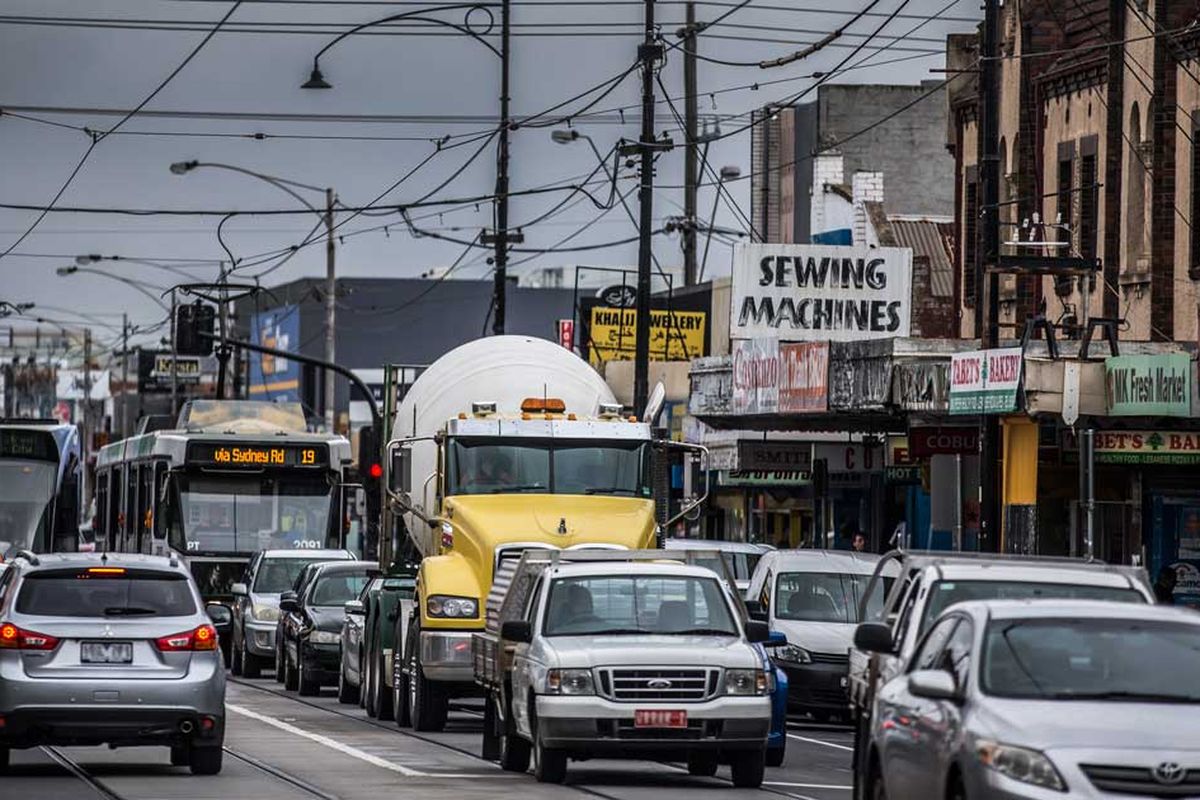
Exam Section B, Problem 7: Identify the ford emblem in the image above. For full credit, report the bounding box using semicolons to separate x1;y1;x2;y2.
646;678;673;690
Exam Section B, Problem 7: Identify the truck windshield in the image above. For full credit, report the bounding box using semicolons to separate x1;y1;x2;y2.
775;572;887;623
543;575;738;637
448;438;650;497
920;580;1145;635
178;474;335;554
0;460;57;558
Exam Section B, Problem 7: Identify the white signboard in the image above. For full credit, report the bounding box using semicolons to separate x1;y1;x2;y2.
949;348;1023;415
731;243;912;341
731;337;779;415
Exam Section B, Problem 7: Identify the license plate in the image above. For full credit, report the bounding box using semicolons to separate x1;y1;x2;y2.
634;709;687;728
81;642;133;664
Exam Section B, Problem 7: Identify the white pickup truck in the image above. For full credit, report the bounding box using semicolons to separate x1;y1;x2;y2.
846;550;1155;800
473;550;775;787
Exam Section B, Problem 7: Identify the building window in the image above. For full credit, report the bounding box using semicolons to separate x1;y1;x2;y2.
1056;158;1073;250
964;178;978;307
1079;153;1098;260
1191;130;1200;276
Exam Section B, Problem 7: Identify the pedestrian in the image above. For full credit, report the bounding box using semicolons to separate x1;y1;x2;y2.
851;532;867;553
1154;566;1178;605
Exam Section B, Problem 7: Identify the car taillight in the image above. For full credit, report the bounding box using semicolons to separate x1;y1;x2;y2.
0;623;60;651
155;624;218;652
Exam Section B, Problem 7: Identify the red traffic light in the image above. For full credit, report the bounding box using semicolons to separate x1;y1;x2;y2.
369;463;383;479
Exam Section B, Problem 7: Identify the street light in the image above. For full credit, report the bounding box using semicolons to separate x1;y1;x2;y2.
73;253;211;280
301;66;332;90
57;266;170;312
170;159;336;431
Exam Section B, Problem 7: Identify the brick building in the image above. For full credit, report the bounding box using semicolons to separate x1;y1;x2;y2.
947;0;1200;343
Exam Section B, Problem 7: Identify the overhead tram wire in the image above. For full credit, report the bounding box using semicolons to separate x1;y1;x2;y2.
0;0;245;262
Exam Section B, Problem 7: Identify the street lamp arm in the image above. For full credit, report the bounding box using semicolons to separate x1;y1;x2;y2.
187;162;323;215
69;268;171;312
312;4;501;65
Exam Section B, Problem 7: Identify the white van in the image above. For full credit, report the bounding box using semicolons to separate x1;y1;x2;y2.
745;550;897;720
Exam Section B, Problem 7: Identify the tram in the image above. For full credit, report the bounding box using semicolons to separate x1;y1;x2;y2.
0;418;83;558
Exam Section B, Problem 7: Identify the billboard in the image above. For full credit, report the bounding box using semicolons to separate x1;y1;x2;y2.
948;348;1023;415
248;304;300;402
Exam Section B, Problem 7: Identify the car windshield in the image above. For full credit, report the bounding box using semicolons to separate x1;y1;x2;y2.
688;551;761;582
775;572;886;623
16;569;197;617
310;572;372;606
542;574;738;637
178;474;334;554
0;460;57;558
254;557;336;593
982;617;1200;702
921;580;1146;635
448;438;651;498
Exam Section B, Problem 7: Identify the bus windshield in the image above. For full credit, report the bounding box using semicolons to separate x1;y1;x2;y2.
177;474;335;554
447;438;651;498
0;460;57;558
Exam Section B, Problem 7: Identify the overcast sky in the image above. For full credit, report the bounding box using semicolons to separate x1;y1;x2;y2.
0;0;978;349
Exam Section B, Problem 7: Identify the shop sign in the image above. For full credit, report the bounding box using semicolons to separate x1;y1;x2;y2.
813;442;883;473
587;307;707;366
597;284;637;308
737;440;812;472
893;359;951;411
829;340;893;410
1104;353;1191;417
717;469;810;487
731;338;779;414
909;426;979;457
779;341;828;412
731;243;912;341
885;436;920;484
885;466;922;484
949;348;1023;415
1093;430;1200;464
556;319;574;350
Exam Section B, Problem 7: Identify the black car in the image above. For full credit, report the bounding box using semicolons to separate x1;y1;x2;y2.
273;560;330;684
279;561;379;696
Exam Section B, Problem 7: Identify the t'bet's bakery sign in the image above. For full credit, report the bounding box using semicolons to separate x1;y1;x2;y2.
731;244;912;341
948;348;1024;415
1092;431;1200;464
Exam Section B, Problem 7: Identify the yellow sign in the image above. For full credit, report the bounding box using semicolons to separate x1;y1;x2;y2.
214;446;287;466
588;308;706;367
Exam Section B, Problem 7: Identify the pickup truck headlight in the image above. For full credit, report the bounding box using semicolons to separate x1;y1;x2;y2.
546;668;595;695
426;595;478;619
773;645;812;664
251;603;281;622
725;668;768;695
976;740;1065;792
307;629;341;645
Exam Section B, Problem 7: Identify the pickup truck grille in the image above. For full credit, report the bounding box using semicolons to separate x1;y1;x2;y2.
598;668;718;701
808;651;850;665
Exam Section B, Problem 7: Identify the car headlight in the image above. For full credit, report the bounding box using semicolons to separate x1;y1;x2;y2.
307;629;341;645
725;668;768;696
773;645;812;664
426;595;478;619
251;603;281;622
546;668;594;695
976;740;1065;792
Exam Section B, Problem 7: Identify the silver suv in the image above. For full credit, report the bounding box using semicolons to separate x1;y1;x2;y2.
0;551;227;774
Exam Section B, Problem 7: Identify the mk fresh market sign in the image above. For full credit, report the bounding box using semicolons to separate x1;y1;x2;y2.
949;348;1023;415
1094;431;1200;464
1104;353;1192;417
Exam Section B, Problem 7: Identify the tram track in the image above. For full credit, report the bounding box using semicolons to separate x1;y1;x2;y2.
41;746;128;800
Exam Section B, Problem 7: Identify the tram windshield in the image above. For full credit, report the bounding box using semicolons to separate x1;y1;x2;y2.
0;460;57;558
177;473;335;554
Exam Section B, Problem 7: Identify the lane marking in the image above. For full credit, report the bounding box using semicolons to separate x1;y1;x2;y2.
787;733;854;752
766;781;853;790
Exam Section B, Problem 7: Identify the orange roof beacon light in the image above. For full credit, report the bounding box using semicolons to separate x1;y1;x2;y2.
520;397;566;414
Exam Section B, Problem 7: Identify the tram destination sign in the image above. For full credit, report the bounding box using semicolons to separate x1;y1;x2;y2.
188;442;327;468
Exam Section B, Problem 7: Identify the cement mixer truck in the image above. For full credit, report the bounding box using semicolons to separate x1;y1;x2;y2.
355;336;706;733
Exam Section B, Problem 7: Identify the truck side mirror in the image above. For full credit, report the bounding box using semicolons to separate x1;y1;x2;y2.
854;622;895;655
389;446;411;495
500;620;532;643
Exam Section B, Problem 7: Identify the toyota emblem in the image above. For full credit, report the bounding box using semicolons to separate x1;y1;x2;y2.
646;678;673;690
1153;762;1186;786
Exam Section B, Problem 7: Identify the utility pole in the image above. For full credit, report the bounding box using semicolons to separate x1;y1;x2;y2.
490;0;513;335
633;0;660;414
170;288;178;419
324;187;337;433
682;1;699;286
82;328;92;507
977;0;1002;551
216;262;230;399
120;313;129;438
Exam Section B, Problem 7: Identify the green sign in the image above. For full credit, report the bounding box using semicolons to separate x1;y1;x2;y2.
1093;431;1200;464
1105;354;1192;417
949;348;1023;415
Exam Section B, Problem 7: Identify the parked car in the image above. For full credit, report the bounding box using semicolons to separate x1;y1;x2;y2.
0;552;227;774
279;561;379;696
274;560;335;683
864;599;1200;799
745;549;896;720
229;549;353;678
664;538;771;595
339;574;416;705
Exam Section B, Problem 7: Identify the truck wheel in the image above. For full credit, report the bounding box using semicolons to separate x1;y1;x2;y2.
532;716;567;784
765;735;786;768
686;753;718;777
393;660;412;727
480;695;500;761
409;656;446;732
498;726;530;772
729;748;765;788
374;647;394;721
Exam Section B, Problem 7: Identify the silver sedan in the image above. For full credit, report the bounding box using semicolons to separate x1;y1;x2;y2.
865;599;1200;799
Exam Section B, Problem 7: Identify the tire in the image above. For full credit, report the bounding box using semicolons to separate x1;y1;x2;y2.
230;632;244;677
284;650;299;691
297;652;320;697
729;748;766;789
481;695;500;761
946;772;966;800
188;746;223;776
338;665;359;705
408;651;446;732
532;714;567;784
867;752;887;800
170;745;189;767
274;641;286;684
0;746;12;773
497;691;530;772
374;647;394;722
363;649;378;717
393;665;411;728
766;737;786;768
686;754;719;777
242;643;263;680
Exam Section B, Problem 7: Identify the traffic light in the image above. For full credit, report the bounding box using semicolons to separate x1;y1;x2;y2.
357;425;381;483
174;303;216;356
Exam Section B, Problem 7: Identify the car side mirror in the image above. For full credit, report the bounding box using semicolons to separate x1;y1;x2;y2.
854;622;895;655
744;599;768;622
345;599;365;615
500;620;532;643
279;591;298;613
907;669;961;703
231;582;248;597
744;620;770;643
206;602;232;629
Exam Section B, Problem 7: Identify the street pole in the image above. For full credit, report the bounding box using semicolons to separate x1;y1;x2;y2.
325;187;337;433
977;0;1002;551
82;328;92;508
682;1;699;286
120;313;128;438
633;0;658;414
170;288;178;419
490;0;512;335
216;262;230;399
